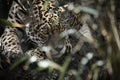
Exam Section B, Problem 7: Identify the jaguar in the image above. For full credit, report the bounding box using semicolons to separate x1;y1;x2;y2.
0;0;71;58
27;48;47;61
0;1;24;58
25;0;66;46
0;27;23;58
1;0;89;59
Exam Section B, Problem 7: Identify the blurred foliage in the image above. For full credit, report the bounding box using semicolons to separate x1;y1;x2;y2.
0;0;120;80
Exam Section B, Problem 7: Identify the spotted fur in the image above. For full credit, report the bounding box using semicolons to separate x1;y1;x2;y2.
0;1;25;58
25;0;65;46
1;27;23;58
3;0;72;58
27;48;47;61
8;1;26;24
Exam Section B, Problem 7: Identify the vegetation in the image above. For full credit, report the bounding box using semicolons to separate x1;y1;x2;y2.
0;0;120;80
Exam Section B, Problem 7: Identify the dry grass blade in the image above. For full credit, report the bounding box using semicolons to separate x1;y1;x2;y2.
108;0;120;50
0;19;25;28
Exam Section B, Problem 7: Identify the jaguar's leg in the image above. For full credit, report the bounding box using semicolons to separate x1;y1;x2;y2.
0;28;23;58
